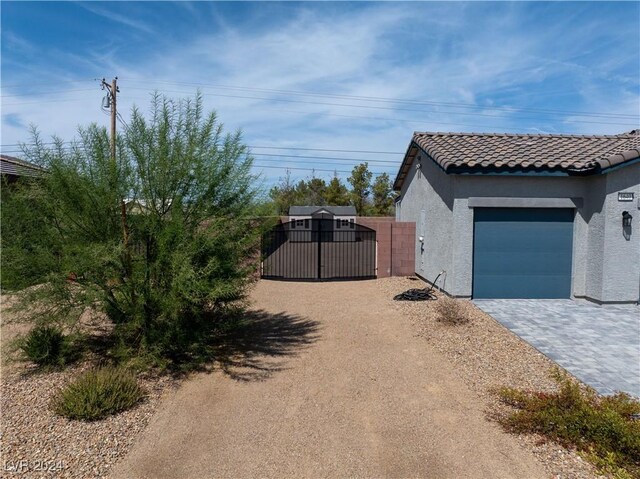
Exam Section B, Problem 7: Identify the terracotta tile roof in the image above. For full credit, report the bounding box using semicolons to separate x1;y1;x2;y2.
394;130;640;190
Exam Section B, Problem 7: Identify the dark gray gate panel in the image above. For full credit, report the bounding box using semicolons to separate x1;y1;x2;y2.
473;208;574;299
262;219;376;281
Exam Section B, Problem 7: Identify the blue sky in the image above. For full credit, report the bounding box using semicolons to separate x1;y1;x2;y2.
2;1;639;186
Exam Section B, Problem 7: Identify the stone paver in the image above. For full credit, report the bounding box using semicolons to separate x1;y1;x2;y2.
474;299;640;397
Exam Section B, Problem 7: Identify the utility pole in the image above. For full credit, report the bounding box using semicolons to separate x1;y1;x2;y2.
110;77;117;162
100;77;119;162
100;77;133;290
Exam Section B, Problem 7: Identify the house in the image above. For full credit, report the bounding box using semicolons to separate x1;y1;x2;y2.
1;154;46;183
394;131;640;303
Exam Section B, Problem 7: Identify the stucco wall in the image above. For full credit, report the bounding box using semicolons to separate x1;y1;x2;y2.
600;164;640;302
396;153;640;303
397;154;455;290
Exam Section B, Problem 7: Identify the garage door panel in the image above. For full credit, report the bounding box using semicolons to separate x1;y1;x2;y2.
474;252;572;276
473;274;571;299
473;208;574;299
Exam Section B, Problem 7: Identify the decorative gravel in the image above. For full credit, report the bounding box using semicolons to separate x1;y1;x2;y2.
2;279;607;478
0;306;178;479
379;276;603;479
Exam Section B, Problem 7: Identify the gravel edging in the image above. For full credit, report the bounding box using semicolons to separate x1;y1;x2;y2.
1;362;178;479
0;299;179;479
379;276;604;479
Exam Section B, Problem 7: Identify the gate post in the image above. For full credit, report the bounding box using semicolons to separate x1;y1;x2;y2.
317;219;322;279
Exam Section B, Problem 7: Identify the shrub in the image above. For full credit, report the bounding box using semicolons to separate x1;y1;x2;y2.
435;296;469;325
52;367;145;421
7;93;266;368
496;371;640;477
21;324;66;366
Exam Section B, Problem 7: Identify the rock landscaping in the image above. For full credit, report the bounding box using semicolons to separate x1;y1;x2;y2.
0;306;177;479
380;276;604;479
1;277;617;478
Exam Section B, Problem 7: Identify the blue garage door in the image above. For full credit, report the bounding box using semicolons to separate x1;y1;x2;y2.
473;208;574;299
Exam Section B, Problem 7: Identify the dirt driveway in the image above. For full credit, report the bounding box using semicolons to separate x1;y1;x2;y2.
112;280;546;479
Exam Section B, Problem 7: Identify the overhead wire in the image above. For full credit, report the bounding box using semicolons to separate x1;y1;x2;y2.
2;82;638;126
120;78;640;120
0;145;400;166
120;86;638;127
1;141;405;155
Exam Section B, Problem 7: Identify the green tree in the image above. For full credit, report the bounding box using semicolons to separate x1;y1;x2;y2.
303;176;327;205
4;93;262;365
269;170;297;215
348;162;373;216
324;173;350;205
371;173;396;216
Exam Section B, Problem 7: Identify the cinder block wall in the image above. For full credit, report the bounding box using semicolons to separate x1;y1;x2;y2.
357;217;416;278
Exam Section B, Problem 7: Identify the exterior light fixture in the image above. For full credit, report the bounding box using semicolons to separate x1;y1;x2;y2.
622;211;632;227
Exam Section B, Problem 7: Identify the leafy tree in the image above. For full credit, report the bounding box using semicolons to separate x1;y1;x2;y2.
348;162;373;216
324;173;350;206
4;93;262;366
371;173;396;216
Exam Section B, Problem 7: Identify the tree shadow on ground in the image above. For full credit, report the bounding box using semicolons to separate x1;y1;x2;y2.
189;309;321;382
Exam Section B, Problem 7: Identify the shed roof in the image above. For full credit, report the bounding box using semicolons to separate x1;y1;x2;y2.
289;205;357;216
394;130;640;190
0;155;46;178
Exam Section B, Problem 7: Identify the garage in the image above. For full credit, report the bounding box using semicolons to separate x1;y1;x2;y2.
472;208;574;299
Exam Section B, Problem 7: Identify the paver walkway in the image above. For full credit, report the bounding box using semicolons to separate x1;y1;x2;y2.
474;299;640;397
112;280;546;479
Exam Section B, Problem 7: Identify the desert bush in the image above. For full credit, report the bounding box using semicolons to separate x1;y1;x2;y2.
52;366;145;421
496;370;640;477
1;179;62;291
5;93;268;368
20;324;66;366
435;296;469;325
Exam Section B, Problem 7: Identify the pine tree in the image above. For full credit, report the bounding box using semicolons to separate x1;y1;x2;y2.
324;173;350;205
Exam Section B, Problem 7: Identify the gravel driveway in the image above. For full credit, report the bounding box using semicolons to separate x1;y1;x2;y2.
111;280;546;479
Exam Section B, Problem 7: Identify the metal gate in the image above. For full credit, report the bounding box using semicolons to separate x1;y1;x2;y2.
261;219;376;280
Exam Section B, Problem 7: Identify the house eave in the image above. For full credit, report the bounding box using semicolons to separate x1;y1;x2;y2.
393;142;640;187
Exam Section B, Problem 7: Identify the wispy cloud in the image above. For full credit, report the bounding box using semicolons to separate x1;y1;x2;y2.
77;2;155;35
2;2;638;184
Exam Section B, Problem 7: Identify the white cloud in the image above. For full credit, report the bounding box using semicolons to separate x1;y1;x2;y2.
2;2;638;184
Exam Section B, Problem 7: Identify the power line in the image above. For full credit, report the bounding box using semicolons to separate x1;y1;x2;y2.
0;97;545;132
0;141;405;154
252;164;390;176
122;86;638;127
0;88;97;98
0;79;96;88
0;146;399;166
3;83;637;126
249;145;403;155
120;78;640;120
249;153;399;163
